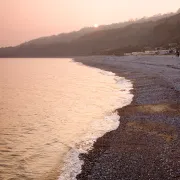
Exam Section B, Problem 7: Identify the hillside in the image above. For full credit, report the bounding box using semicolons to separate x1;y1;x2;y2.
0;11;179;57
17;11;176;47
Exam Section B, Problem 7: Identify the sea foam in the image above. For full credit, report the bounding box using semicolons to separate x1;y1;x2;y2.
59;66;133;180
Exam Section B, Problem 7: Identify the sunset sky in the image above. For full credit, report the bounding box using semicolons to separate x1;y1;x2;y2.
0;0;179;47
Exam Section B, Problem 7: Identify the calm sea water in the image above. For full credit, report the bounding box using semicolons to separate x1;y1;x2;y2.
0;58;133;180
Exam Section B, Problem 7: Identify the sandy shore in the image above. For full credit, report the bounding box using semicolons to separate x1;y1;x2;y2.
74;56;180;180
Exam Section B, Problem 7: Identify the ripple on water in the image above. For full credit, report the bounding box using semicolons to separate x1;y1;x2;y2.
0;58;133;180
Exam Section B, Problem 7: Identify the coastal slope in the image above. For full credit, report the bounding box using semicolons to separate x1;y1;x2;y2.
0;12;180;57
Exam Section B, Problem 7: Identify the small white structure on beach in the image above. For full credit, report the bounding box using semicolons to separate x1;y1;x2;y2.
145;51;158;55
158;50;169;55
132;52;145;55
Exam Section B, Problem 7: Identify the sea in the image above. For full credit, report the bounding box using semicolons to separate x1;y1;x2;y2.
0;58;133;180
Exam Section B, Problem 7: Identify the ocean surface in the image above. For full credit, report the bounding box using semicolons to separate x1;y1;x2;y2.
0;58;133;180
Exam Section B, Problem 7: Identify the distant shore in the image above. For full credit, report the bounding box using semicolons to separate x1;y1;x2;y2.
74;56;180;179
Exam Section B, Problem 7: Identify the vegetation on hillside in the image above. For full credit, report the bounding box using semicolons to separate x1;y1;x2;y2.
0;10;179;57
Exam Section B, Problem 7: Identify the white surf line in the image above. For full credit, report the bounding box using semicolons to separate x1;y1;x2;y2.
58;62;134;180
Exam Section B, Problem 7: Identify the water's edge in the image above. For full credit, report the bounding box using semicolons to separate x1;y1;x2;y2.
71;56;180;180
58;60;134;180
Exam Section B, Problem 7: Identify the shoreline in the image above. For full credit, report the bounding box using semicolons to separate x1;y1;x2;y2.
58;60;133;180
74;56;180;179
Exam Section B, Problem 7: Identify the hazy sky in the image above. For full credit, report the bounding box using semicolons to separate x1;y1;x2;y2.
0;0;179;47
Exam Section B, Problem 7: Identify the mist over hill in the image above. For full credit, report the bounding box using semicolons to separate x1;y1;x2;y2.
18;11;177;46
0;9;179;57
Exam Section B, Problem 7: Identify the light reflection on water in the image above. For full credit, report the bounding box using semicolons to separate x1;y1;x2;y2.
0;58;133;180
